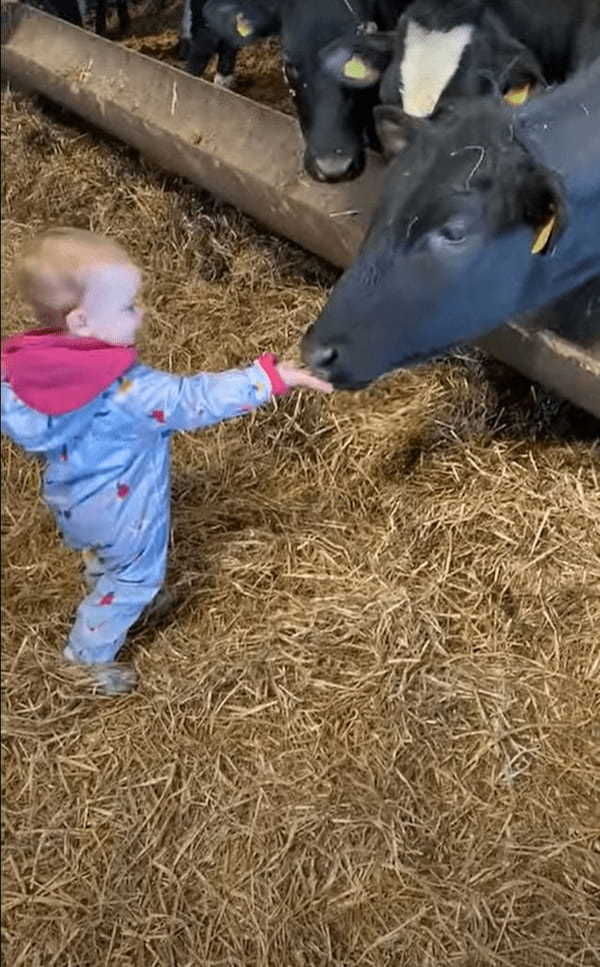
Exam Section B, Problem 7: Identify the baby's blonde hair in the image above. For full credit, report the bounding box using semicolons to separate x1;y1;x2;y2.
16;227;135;317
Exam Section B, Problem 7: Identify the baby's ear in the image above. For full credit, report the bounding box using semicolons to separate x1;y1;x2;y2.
65;306;90;336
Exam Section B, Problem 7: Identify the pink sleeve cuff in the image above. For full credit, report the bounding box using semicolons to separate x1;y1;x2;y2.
256;353;289;397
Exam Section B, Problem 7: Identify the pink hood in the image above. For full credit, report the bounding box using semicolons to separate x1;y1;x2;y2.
1;329;137;416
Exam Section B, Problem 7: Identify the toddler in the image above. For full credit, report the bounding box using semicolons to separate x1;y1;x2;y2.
1;228;332;694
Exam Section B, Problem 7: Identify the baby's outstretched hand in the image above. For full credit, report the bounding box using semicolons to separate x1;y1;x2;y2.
277;361;334;394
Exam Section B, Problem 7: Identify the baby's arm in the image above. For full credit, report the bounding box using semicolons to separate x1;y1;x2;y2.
117;355;331;433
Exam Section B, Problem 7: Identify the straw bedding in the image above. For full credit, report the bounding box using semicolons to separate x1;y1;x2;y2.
2;6;600;965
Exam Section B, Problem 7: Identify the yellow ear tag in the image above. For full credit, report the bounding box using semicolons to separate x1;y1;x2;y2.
235;13;253;37
504;84;531;106
343;55;370;81
531;213;556;254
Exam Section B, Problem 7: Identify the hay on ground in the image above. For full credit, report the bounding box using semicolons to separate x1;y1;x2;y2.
1;78;600;967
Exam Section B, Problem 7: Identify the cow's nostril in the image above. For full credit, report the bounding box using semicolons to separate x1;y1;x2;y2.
301;327;339;374
316;346;337;366
310;345;338;373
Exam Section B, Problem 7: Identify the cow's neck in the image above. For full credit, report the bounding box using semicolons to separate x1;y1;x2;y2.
514;58;600;306
515;58;600;205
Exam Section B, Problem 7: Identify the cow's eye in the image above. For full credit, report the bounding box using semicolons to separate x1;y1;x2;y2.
438;217;468;242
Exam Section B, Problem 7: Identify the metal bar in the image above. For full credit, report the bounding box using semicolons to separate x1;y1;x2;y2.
2;2;599;417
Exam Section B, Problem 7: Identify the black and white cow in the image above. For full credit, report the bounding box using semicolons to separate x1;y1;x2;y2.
179;0;240;85
301;56;600;388
203;0;411;181
319;0;552;118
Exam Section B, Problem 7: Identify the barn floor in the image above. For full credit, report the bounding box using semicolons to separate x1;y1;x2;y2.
2;7;600;966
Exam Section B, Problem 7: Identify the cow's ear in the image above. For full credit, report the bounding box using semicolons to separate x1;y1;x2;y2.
374;105;421;159
485;30;547;106
204;0;278;47
502;53;547;106
520;167;562;255
319;33;393;88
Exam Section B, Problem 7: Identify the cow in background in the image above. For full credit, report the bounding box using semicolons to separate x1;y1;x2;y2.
203;0;411;181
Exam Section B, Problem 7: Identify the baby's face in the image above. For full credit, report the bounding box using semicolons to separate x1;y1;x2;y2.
82;262;143;345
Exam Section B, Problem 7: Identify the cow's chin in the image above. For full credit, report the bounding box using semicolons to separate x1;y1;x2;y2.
320;349;443;390
329;375;372;391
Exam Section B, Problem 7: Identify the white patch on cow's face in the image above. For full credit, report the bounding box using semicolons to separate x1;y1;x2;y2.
76;0;87;21
400;20;473;117
180;0;192;40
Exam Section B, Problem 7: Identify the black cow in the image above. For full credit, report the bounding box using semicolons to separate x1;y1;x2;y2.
179;0;240;85
203;0;411;181
301;57;600;388
34;0;131;35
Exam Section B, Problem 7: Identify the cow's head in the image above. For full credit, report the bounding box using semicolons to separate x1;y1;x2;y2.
301;97;563;388
319;4;546;125
204;0;280;48
204;0;381;182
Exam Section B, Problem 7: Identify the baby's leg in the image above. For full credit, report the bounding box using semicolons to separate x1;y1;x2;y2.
66;533;168;693
82;549;174;622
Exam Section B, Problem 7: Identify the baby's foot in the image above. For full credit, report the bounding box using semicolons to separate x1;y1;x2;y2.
64;646;138;695
92;663;138;695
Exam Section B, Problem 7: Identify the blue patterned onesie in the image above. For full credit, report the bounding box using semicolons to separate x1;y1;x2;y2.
2;358;279;664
